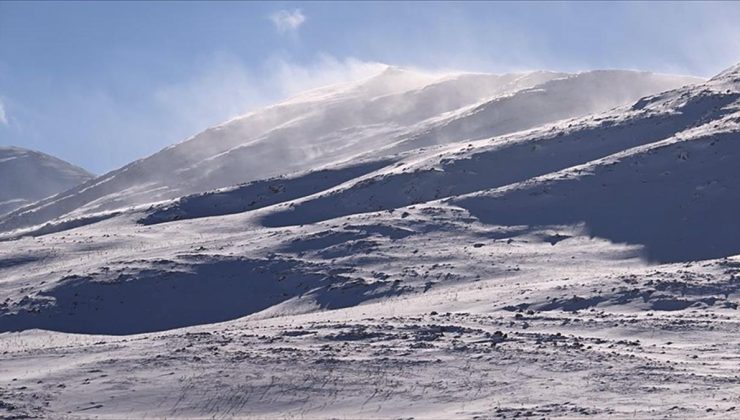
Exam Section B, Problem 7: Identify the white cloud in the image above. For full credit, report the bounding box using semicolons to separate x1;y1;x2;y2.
269;9;306;34
0;98;7;126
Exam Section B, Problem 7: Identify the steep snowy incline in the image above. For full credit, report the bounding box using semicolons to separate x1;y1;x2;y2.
0;63;737;336
452;65;740;263
0;67;700;233
0;146;93;216
454;114;740;263
248;64;739;264
372;70;702;154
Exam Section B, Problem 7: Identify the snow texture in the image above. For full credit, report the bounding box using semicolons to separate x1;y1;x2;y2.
0;67;700;233
2;64;740;419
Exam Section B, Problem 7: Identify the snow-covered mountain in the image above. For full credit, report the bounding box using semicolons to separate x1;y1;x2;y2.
0;146;93;216
3;64;740;419
128;63;739;263
0;67;700;233
251;64;739;263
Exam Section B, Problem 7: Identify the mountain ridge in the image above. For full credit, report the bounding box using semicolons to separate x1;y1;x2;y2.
0;67;702;233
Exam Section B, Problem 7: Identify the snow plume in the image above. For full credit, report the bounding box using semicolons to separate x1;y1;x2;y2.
152;53;386;136
0;98;7;126
269;9;306;34
266;55;388;98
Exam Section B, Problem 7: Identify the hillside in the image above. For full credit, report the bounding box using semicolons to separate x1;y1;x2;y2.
0;68;700;233
0;146;93;216
1;64;739;419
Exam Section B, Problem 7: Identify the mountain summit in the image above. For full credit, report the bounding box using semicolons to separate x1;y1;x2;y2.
0;146;93;216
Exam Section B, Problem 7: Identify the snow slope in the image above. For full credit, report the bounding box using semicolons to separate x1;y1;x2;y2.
2;64;739;419
0;146;93;216
0;67;700;233
244;66;740;264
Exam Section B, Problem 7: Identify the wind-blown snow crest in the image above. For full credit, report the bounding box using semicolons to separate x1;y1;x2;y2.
0;67;701;233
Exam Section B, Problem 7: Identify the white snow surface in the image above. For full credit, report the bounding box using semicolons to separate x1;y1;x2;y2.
0;67;700;233
3;64;740;418
0;146;93;216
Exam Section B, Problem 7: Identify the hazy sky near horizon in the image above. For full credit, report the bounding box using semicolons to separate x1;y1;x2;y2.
1;1;740;174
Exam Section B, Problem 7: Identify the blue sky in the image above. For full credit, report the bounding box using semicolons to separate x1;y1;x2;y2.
1;1;740;174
